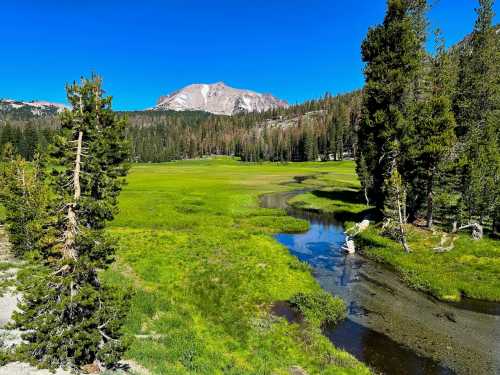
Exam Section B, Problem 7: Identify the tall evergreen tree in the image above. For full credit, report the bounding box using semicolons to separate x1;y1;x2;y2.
412;31;456;227
13;75;131;371
453;0;499;228
357;0;427;213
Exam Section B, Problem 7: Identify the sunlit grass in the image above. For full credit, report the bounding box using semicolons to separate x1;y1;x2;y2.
356;226;500;302
0;205;6;223
290;174;500;303
103;157;369;374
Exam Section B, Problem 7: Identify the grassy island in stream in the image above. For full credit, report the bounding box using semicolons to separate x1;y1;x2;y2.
103;158;369;375
289;167;500;303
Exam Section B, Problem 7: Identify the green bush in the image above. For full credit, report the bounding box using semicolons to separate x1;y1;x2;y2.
289;290;346;326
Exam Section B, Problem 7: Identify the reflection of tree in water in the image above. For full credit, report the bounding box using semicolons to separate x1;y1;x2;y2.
325;319;453;375
338;254;358;287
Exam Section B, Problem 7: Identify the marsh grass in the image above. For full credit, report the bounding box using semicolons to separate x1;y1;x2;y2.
103;158;369;374
0;205;6;223
355;225;500;301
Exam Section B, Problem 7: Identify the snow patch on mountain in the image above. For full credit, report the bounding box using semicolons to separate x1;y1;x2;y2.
154;82;288;115
0;99;68;116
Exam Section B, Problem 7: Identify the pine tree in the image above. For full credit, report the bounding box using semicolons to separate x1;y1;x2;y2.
412;31;456;227
0;153;49;257
382;168;411;252
1;142;15;162
304;128;315;161
357;0;428;213
453;0;499;229
13;75;131;371
0;124;15;151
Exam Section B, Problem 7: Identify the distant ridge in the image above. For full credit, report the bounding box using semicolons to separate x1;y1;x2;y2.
0;98;67;117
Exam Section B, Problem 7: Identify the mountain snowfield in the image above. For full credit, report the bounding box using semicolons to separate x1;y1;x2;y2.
0;99;67;116
154;82;288;115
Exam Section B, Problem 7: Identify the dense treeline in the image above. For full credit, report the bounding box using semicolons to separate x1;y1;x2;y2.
1;91;361;163
125;91;361;162
0;121;57;160
357;0;499;239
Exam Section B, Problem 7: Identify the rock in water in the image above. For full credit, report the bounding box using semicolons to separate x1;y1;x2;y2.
154;82;288;115
342;237;356;254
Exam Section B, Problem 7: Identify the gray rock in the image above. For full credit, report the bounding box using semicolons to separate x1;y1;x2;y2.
0;363;72;375
154;82;288;115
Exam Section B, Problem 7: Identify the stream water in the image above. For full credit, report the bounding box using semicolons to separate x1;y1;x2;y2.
260;188;500;375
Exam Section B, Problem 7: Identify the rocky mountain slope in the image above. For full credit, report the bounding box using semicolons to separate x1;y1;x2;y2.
0;99;67;117
154;82;288;115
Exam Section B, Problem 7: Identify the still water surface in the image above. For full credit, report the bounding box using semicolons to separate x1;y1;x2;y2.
260;189;500;375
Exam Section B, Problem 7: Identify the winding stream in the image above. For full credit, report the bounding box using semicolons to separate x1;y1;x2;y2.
260;188;500;375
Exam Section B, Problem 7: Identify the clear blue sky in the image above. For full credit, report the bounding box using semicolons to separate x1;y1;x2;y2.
1;0;498;110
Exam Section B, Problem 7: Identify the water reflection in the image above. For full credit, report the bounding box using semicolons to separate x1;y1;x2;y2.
325;319;454;375
262;191;456;375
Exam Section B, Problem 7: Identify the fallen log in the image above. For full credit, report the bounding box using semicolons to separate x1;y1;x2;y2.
454;222;483;240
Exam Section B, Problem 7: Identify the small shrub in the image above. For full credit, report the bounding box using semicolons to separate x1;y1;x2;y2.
289;290;346;327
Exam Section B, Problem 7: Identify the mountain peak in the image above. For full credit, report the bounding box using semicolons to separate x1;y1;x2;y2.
154;82;288;115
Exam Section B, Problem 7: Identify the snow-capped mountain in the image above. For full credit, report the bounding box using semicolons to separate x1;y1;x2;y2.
0;99;67;117
154;82;288;115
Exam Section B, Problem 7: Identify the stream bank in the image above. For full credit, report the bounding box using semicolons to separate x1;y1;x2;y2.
261;188;500;375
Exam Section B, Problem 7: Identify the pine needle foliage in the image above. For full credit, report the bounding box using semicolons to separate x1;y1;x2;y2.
357;0;427;211
13;75;131;371
453;0;499;228
0;152;49;257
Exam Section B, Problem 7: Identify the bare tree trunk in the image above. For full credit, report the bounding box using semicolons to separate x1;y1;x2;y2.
494;209;500;237
402;187;407;224
61;131;83;261
395;172;411;253
396;182;410;253
426;176;433;228
459;223;483;240
364;187;370;207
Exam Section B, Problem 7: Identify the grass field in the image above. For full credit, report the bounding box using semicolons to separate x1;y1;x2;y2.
104;158;369;375
5;156;497;373
289;173;500;302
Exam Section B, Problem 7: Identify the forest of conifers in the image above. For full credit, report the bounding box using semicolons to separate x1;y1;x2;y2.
0;91;360;163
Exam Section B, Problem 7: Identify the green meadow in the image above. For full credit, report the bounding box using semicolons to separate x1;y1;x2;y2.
105;158;369;375
4;157;498;373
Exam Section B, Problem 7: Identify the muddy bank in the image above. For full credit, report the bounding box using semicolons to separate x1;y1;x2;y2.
261;189;500;375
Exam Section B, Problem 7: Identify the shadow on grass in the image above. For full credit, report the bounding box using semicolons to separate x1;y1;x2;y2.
333;207;380;223
309;189;381;222
312;189;361;205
